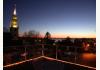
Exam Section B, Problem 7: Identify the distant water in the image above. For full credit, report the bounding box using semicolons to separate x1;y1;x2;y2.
52;38;75;43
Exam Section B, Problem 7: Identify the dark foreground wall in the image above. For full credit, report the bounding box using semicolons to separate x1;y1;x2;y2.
4;57;96;70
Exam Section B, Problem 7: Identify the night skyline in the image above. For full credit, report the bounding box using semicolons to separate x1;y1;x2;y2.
4;0;96;38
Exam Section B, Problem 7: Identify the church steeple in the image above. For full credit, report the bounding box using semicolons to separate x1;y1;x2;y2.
10;4;19;39
10;4;18;28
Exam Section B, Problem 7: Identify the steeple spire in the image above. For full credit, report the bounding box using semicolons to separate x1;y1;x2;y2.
13;4;16;15
10;4;18;28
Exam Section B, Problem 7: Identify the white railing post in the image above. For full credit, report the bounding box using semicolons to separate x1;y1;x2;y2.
42;44;44;56
25;46;27;60
56;45;58;59
74;46;77;63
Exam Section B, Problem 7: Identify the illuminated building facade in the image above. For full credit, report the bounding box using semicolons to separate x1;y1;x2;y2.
10;4;19;39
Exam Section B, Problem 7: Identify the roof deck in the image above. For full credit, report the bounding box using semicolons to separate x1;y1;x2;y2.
4;56;96;70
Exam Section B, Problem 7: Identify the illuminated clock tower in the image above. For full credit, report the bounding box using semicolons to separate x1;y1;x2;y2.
10;4;19;39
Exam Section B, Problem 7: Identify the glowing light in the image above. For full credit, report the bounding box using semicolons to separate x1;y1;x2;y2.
82;42;90;51
87;44;90;47
13;21;16;24
14;9;16;15
13;17;17;19
82;53;96;60
13;4;16;15
13;25;17;28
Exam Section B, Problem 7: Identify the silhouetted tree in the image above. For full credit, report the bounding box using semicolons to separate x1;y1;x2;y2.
22;30;41;45
44;32;54;45
44;32;51;39
23;30;40;38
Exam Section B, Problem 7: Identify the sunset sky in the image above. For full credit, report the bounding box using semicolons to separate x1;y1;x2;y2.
4;0;96;38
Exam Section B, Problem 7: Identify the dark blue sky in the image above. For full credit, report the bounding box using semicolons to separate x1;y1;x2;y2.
4;0;96;38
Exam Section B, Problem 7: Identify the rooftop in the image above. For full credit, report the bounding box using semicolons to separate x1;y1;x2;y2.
4;56;96;70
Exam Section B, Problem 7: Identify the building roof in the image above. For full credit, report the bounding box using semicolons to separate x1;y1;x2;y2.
4;56;96;70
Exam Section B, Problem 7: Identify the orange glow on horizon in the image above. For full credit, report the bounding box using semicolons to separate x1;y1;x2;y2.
51;33;96;38
19;32;96;38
